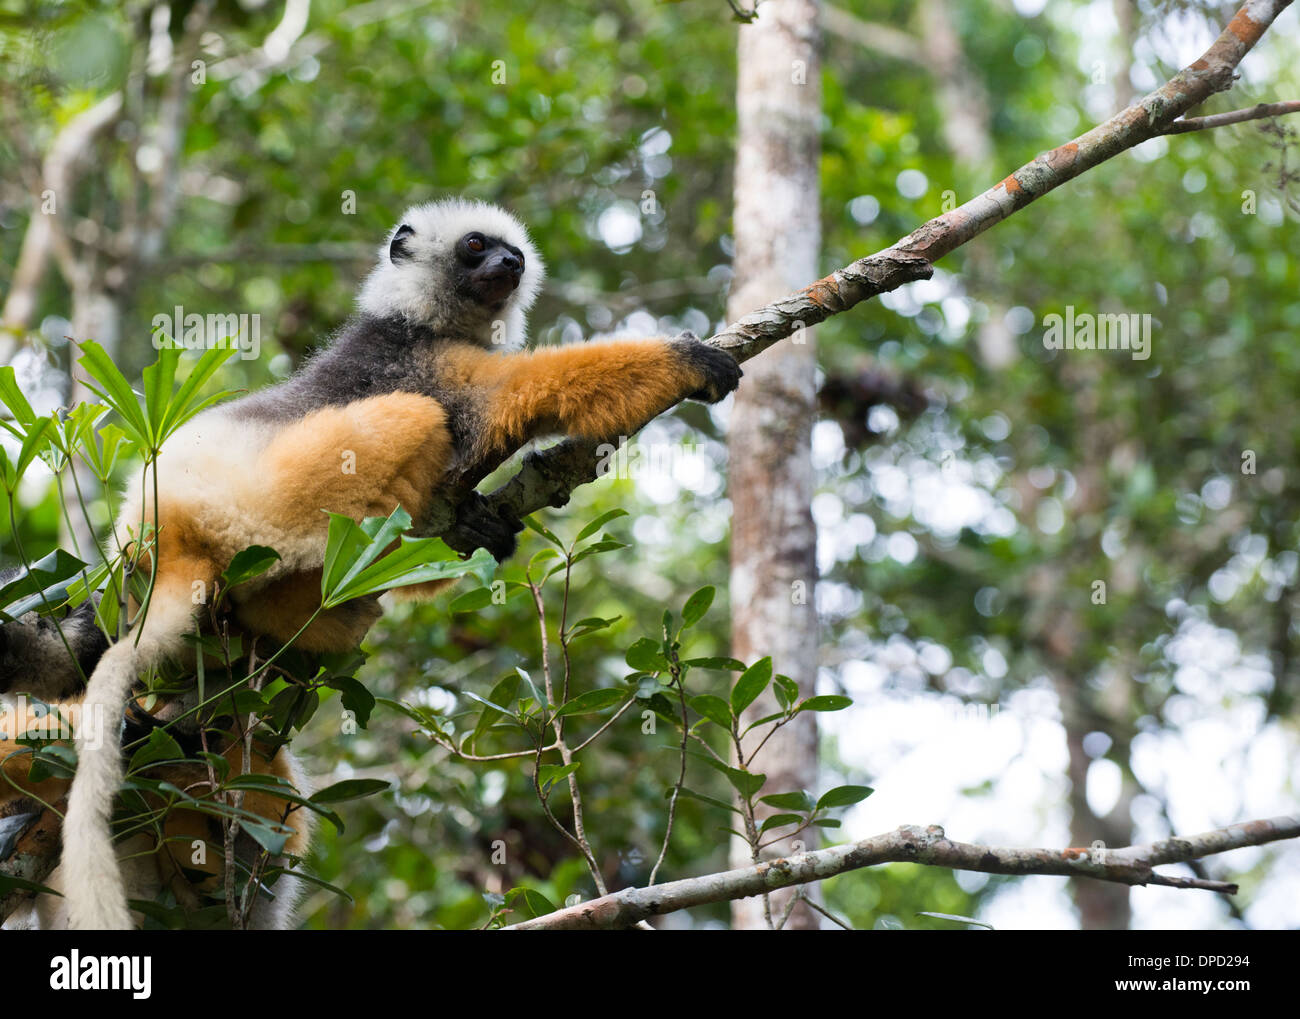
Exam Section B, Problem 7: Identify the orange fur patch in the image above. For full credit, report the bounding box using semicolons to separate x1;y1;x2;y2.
260;392;452;529
445;337;696;450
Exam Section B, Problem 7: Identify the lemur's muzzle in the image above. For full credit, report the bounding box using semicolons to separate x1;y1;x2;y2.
474;250;523;303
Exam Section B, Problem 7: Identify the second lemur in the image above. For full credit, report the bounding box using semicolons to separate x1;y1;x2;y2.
57;198;742;929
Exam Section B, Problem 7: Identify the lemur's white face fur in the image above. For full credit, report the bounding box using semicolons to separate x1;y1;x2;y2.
358;199;544;349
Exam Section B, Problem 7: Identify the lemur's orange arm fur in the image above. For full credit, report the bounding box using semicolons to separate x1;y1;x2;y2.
445;338;711;454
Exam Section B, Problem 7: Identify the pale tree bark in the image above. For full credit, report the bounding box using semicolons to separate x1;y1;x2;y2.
727;0;823;930
1113;0;1138;111
1043;358;1137;929
0;93;124;357
56;1;215;557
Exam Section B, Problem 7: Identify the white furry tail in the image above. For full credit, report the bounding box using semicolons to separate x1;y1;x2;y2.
62;628;170;930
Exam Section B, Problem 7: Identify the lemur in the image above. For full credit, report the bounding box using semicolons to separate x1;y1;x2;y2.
2;199;741;930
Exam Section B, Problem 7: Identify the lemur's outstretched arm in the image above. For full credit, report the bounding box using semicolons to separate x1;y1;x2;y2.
446;333;741;457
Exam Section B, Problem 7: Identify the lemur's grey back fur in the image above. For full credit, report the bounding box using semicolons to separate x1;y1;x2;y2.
0;570;106;701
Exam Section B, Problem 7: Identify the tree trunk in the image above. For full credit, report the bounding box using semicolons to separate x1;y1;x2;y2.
727;0;823;931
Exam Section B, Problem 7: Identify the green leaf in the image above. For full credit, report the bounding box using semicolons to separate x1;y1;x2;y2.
26;745;76;783
220;545;281;591
674;786;740;814
815;785;874;810
310;778;391;804
797;695;853;713
78;421;130;481
239;819;290;856
522;515;564;547
680;586;715;628
773;674;799;712
268;687;319;733
554;688;628;717
810;818;841;828
759;812;805;833
685;750;766;799
759;790;815;812
683;656;746;672
724;766;766;800
224;772;295;792
328;676;376;728
197;751;231;782
0;548;89;618
740;711;786;735
265;868;353;901
153;344;240;442
514;667;547;711
0;416;54;491
231;687;269;717
508;886;557;919
0;366;37;426
688;694;732;728
470;673;522;749
449;586;494;613
538;762;579;793
731;656;772;715
569;539;628;566
566;615;621;640
141;342;181;443
127;727;186;772
76;340;151;446
574;508;628;543
323;509;426;602
625;637;668;672
321;508;494;607
0;875;62;899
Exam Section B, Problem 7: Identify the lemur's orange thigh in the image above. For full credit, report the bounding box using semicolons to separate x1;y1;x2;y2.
232;568;383;651
260;393;453;527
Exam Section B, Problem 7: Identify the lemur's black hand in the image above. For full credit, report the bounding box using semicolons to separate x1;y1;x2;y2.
445;491;524;562
669;331;743;404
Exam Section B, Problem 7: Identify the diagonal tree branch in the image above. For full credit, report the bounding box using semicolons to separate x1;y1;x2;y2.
430;0;1297;553
505;815;1300;929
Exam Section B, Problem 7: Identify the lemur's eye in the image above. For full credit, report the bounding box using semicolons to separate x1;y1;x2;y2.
466;235;486;253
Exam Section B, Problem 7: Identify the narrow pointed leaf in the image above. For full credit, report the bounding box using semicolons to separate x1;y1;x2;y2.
574;508;628;543
731;656;772;715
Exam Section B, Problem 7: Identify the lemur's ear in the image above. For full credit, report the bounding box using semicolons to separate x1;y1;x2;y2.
389;223;415;263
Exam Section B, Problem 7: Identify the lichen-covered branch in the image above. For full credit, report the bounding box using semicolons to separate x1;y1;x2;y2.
505;815;1300;930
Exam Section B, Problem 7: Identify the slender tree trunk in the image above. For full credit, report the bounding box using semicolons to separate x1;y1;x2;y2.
727;0;823;931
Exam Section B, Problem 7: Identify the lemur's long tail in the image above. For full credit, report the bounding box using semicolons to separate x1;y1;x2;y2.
62;623;174;930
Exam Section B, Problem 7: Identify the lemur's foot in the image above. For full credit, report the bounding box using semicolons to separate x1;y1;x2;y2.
669;331;743;403
446;491;524;562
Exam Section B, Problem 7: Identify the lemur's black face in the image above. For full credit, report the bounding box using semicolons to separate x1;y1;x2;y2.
455;231;525;308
